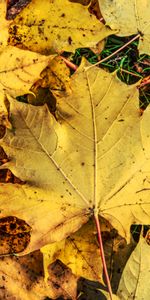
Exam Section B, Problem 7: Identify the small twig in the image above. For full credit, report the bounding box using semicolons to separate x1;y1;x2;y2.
60;56;78;71
94;214;113;300
86;33;140;70
120;68;142;78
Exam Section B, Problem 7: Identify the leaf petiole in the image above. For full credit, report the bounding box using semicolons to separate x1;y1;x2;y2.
94;214;113;300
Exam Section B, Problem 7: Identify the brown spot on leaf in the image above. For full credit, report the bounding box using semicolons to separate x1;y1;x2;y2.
68;36;72;45
0;216;31;255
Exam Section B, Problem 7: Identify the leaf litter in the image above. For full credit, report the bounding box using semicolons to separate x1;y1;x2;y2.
0;0;150;299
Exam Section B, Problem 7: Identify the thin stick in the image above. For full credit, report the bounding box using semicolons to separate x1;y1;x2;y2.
120;68;142;78
94;214;113;300
60;56;78;71
86;33;140;70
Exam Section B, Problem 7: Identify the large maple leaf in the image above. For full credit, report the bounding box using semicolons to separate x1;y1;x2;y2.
1;59;150;256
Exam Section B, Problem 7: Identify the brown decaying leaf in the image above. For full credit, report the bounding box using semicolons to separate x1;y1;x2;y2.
0;251;119;299
0;251;78;300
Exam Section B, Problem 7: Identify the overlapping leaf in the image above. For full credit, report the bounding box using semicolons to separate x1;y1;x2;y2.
42;219;103;282
0;1;54;127
0;250;119;299
0;46;53;128
8;0;115;53
117;236;150;299
0;251;78;300
0;47;54;99
99;0;150;54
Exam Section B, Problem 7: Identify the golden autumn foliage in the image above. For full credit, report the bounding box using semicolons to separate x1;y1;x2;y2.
0;0;150;299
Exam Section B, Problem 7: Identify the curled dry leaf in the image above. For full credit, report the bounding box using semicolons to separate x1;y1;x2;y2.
28;55;71;102
117;236;150;300
8;0;115;53
1;59;150;259
99;0;150;54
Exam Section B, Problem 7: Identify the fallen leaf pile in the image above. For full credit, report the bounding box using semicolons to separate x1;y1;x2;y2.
0;0;150;299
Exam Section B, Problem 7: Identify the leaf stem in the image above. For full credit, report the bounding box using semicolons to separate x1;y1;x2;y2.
94;214;113;300
60;56;78;71
86;33;140;70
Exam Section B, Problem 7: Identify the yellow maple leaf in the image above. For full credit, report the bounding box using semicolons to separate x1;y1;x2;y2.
8;0;116;53
1;59;150;260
